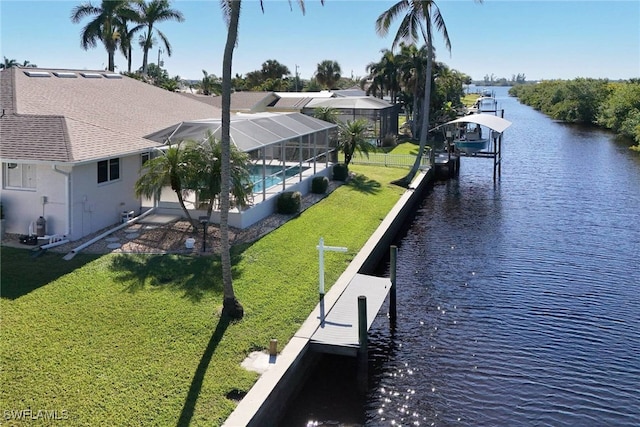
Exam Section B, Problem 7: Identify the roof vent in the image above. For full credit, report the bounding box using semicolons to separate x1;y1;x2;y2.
53;72;78;78
102;73;122;79
80;72;102;78
23;71;51;78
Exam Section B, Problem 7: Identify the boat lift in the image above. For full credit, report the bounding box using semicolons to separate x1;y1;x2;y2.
432;113;512;181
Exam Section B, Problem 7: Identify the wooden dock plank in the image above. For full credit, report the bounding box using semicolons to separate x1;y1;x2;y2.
310;273;391;356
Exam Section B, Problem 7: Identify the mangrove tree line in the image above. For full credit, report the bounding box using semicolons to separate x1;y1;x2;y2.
510;79;640;150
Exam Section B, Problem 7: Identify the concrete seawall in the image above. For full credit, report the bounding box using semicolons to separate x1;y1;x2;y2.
223;168;435;426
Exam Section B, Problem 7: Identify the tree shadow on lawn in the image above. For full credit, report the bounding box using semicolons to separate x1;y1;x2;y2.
0;247;100;300
109;251;245;302
348;173;382;195
176;314;233;427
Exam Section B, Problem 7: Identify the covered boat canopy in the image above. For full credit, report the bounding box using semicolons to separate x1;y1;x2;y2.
434;113;512;134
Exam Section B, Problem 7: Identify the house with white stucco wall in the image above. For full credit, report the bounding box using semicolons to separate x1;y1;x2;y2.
0;67;221;241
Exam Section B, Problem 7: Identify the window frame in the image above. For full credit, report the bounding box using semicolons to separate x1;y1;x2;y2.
97;158;120;184
3;162;37;190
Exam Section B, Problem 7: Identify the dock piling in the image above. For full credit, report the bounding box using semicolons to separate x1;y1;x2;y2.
390;245;397;322
357;295;368;392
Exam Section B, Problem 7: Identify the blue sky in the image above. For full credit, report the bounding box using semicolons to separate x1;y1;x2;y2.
1;0;638;82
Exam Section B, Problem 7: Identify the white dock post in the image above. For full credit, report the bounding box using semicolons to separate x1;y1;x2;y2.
316;237;347;299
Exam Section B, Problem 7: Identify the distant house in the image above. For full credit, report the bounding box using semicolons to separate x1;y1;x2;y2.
197;90;399;143
0;67;220;241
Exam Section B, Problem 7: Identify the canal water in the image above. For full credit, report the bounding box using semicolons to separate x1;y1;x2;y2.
282;87;640;426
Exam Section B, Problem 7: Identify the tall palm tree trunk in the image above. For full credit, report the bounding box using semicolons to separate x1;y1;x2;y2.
412;79;420;137
397;24;434;187
127;46;133;73
108;49;116;71
220;0;243;319
142;47;149;74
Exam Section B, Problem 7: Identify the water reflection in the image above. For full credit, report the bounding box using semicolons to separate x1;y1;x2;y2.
282;87;640;426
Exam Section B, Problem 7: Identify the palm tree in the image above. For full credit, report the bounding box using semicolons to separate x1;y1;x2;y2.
315;60;342;89
219;0;321;319
337;118;372;167
220;0;244;319
135;0;184;75
365;49;400;103
397;43;427;137
376;0;482;186
119;17;144;73
0;57;19;69
71;0;139;72
134;145;198;230
313;106;339;124
181;132;253;218
201;70;222;95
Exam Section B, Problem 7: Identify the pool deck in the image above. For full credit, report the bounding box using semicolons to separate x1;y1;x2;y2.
222;168;434;426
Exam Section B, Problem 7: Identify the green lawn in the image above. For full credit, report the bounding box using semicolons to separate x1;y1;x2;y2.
0;165;407;426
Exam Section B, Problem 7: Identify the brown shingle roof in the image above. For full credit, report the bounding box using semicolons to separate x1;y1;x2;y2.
0;114;72;162
0;67;222;163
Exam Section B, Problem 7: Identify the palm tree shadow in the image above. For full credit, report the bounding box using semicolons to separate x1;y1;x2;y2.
109;253;243;302
348;173;382;195
176;315;231;427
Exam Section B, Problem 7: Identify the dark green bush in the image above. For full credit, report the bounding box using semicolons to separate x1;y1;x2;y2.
311;176;329;194
333;164;348;181
381;133;398;148
277;191;302;214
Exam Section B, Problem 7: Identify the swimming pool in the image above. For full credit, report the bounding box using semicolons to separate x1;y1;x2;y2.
249;164;309;192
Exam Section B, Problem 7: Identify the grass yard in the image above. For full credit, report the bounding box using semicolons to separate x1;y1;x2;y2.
0;164;407;426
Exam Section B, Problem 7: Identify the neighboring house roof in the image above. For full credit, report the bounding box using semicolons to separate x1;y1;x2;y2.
275;91;334;99
267;96;312;109
333;88;367;97
304;96;395;110
208;91;277;113
145;112;337;153
178;92;219;107
0;67;221;164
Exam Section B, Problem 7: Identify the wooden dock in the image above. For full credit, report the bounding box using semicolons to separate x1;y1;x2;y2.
310;273;391;357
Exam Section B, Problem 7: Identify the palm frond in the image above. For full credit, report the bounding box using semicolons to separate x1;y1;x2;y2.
157;30;172;56
375;0;408;38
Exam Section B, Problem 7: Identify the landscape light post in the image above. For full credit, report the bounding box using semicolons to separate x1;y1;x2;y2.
199;216;209;252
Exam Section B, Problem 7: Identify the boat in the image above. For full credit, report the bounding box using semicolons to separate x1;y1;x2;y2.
434;114;512;155
453;123;489;153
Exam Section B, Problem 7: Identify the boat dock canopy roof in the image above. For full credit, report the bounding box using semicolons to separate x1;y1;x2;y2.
436;113;512;133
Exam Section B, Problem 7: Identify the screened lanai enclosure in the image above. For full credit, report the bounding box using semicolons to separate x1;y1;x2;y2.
302;96;400;145
143;112;337;229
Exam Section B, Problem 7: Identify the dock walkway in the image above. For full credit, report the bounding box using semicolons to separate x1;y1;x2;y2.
311;273;391;356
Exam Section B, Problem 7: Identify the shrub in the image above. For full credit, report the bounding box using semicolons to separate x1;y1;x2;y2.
333;163;349;181
381;133;398;148
311;176;329;194
276;191;302;214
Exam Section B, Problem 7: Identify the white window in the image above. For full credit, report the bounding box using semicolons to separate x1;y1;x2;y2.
97;158;120;184
3;163;36;190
